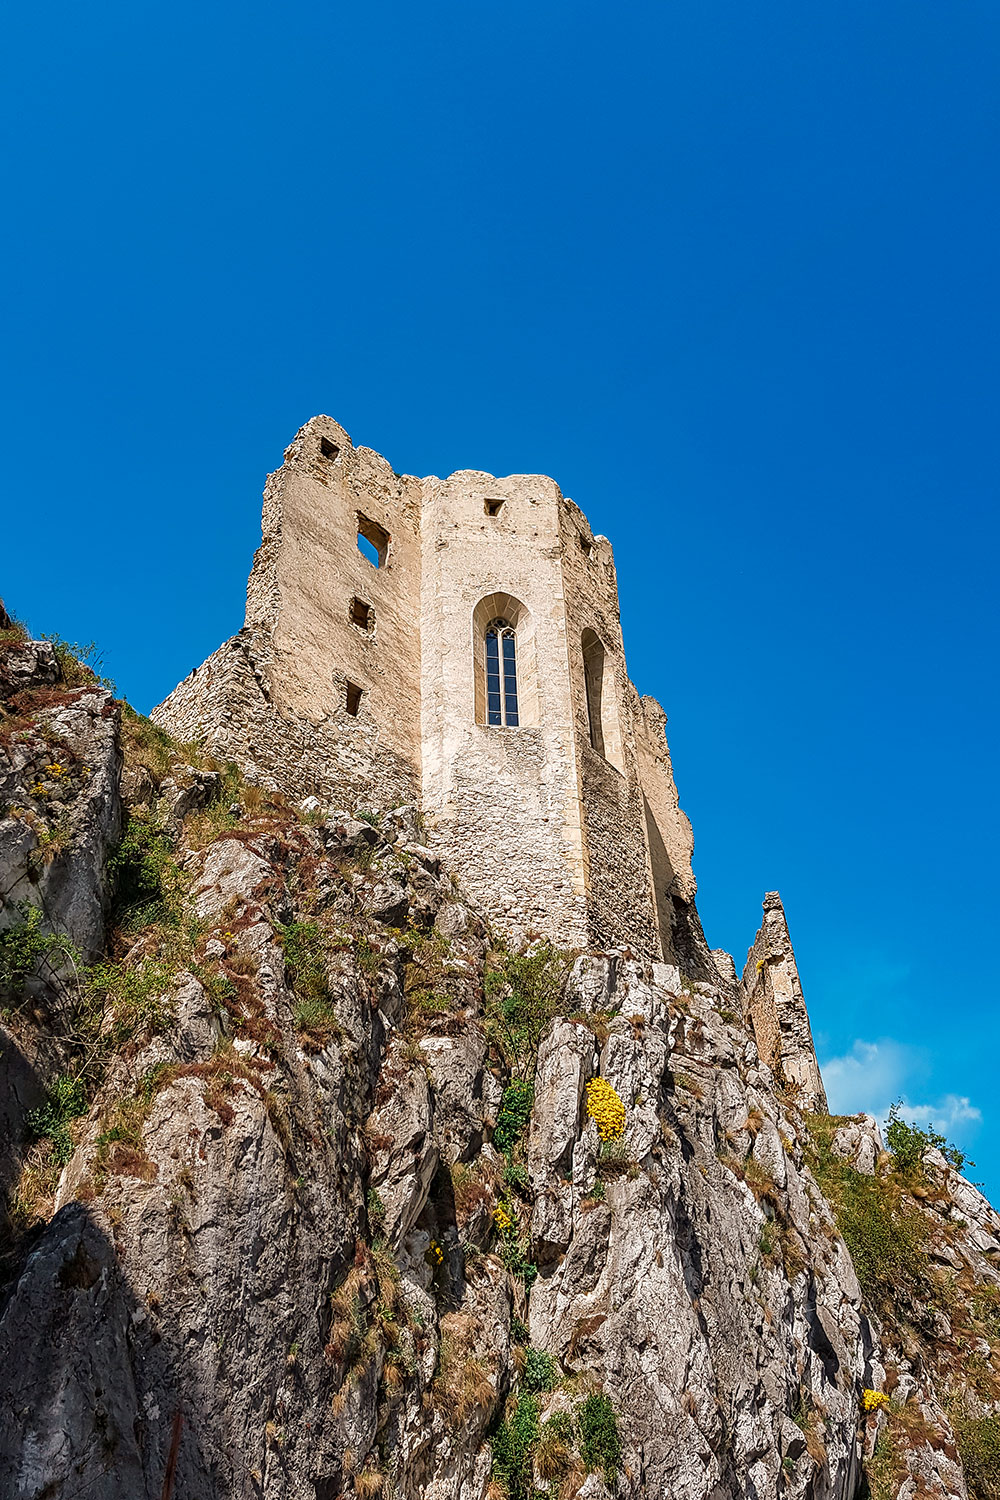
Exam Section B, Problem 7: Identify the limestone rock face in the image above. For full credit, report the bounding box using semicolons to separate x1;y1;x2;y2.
1;620;997;1500
0;626;123;1211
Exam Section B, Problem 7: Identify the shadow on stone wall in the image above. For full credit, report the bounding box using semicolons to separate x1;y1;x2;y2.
0;1025;49;1283
0;1201;214;1500
642;796;715;980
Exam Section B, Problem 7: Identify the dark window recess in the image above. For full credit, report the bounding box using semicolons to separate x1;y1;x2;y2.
320;437;340;461
582;629;605;756
345;682;363;716
579;534;594;558
484;498;506;517
357;514;389;568
349;597;373;630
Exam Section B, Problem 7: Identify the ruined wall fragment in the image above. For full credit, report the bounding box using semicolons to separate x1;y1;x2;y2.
741;892;828;1111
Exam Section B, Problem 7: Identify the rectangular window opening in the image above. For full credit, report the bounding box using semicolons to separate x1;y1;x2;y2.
484;498;506;517
579;534;594;558
349;597;373;631
357;514;389;568
345;682;363;717
320;437;340;461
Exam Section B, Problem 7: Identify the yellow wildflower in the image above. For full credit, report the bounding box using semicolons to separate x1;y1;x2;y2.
862;1389;889;1414
586;1077;626;1142
427;1239;444;1265
493;1204;514;1234
45;764;66;778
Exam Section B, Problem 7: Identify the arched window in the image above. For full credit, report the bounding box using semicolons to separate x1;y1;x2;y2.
485;619;519;726
473;592;536;727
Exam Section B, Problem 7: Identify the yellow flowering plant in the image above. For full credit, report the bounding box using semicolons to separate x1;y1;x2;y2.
861;1389;889;1414
493;1202;515;1235
586;1077;626;1142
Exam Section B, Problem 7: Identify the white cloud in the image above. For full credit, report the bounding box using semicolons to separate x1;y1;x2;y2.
905;1095;981;1131
820;1037;917;1115
819;1038;980;1140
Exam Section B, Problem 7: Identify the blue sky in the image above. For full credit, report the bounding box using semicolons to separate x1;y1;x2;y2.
3;3;997;1191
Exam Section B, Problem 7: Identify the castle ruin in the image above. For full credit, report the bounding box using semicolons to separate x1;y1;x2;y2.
153;415;826;1104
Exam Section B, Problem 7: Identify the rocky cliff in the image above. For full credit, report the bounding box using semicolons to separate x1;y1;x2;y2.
1;614;997;1500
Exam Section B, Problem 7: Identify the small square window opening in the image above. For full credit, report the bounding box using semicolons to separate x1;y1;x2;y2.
349;597;373;631
484;498;506;517
357;515;389;568
579;535;594;558
320;437;340;461
345;682;363;716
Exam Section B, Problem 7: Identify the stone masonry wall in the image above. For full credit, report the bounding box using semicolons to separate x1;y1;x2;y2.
151;629;419;810
556;497;660;956
418;469;592;950
633;694;711;971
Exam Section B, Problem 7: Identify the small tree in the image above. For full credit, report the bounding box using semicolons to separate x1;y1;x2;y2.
885;1100;970;1174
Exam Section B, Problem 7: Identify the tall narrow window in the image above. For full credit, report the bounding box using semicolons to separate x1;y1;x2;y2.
582;629;606;756
485;619;519;726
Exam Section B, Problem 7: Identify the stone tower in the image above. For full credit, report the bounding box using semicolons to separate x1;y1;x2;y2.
152;415;702;962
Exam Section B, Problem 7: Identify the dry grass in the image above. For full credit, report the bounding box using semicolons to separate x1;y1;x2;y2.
433;1314;496;1425
450;1161;493;1221
535;1420;579;1484
354;1465;385;1498
4;1141;63;1243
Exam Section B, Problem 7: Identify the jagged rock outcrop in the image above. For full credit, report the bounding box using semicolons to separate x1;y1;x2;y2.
0;611;122;1216
1;618;997;1500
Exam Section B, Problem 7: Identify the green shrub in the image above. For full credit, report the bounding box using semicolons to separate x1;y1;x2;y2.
577;1392;622;1482
41;634;114;690
955;1412;1000;1500
0;905;80;998
120;702;176;780
26;1074;87;1164
805;1114;938;1327
494;1080;534;1153
484;943;568;1078
276;922;343;1041
109;813;182;928
510;1315;529;1346
503;1157;530;1192
276;921;329;1004
85;956;177;1043
885;1099;971;1173
491;1391;540;1500
522;1347;558;1392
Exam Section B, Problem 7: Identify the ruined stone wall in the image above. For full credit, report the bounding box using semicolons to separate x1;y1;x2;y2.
253;416;423;778
153;415;423;809
151;629;420;809
556;500;660;957
418;470;591;950
741;892;828;1111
